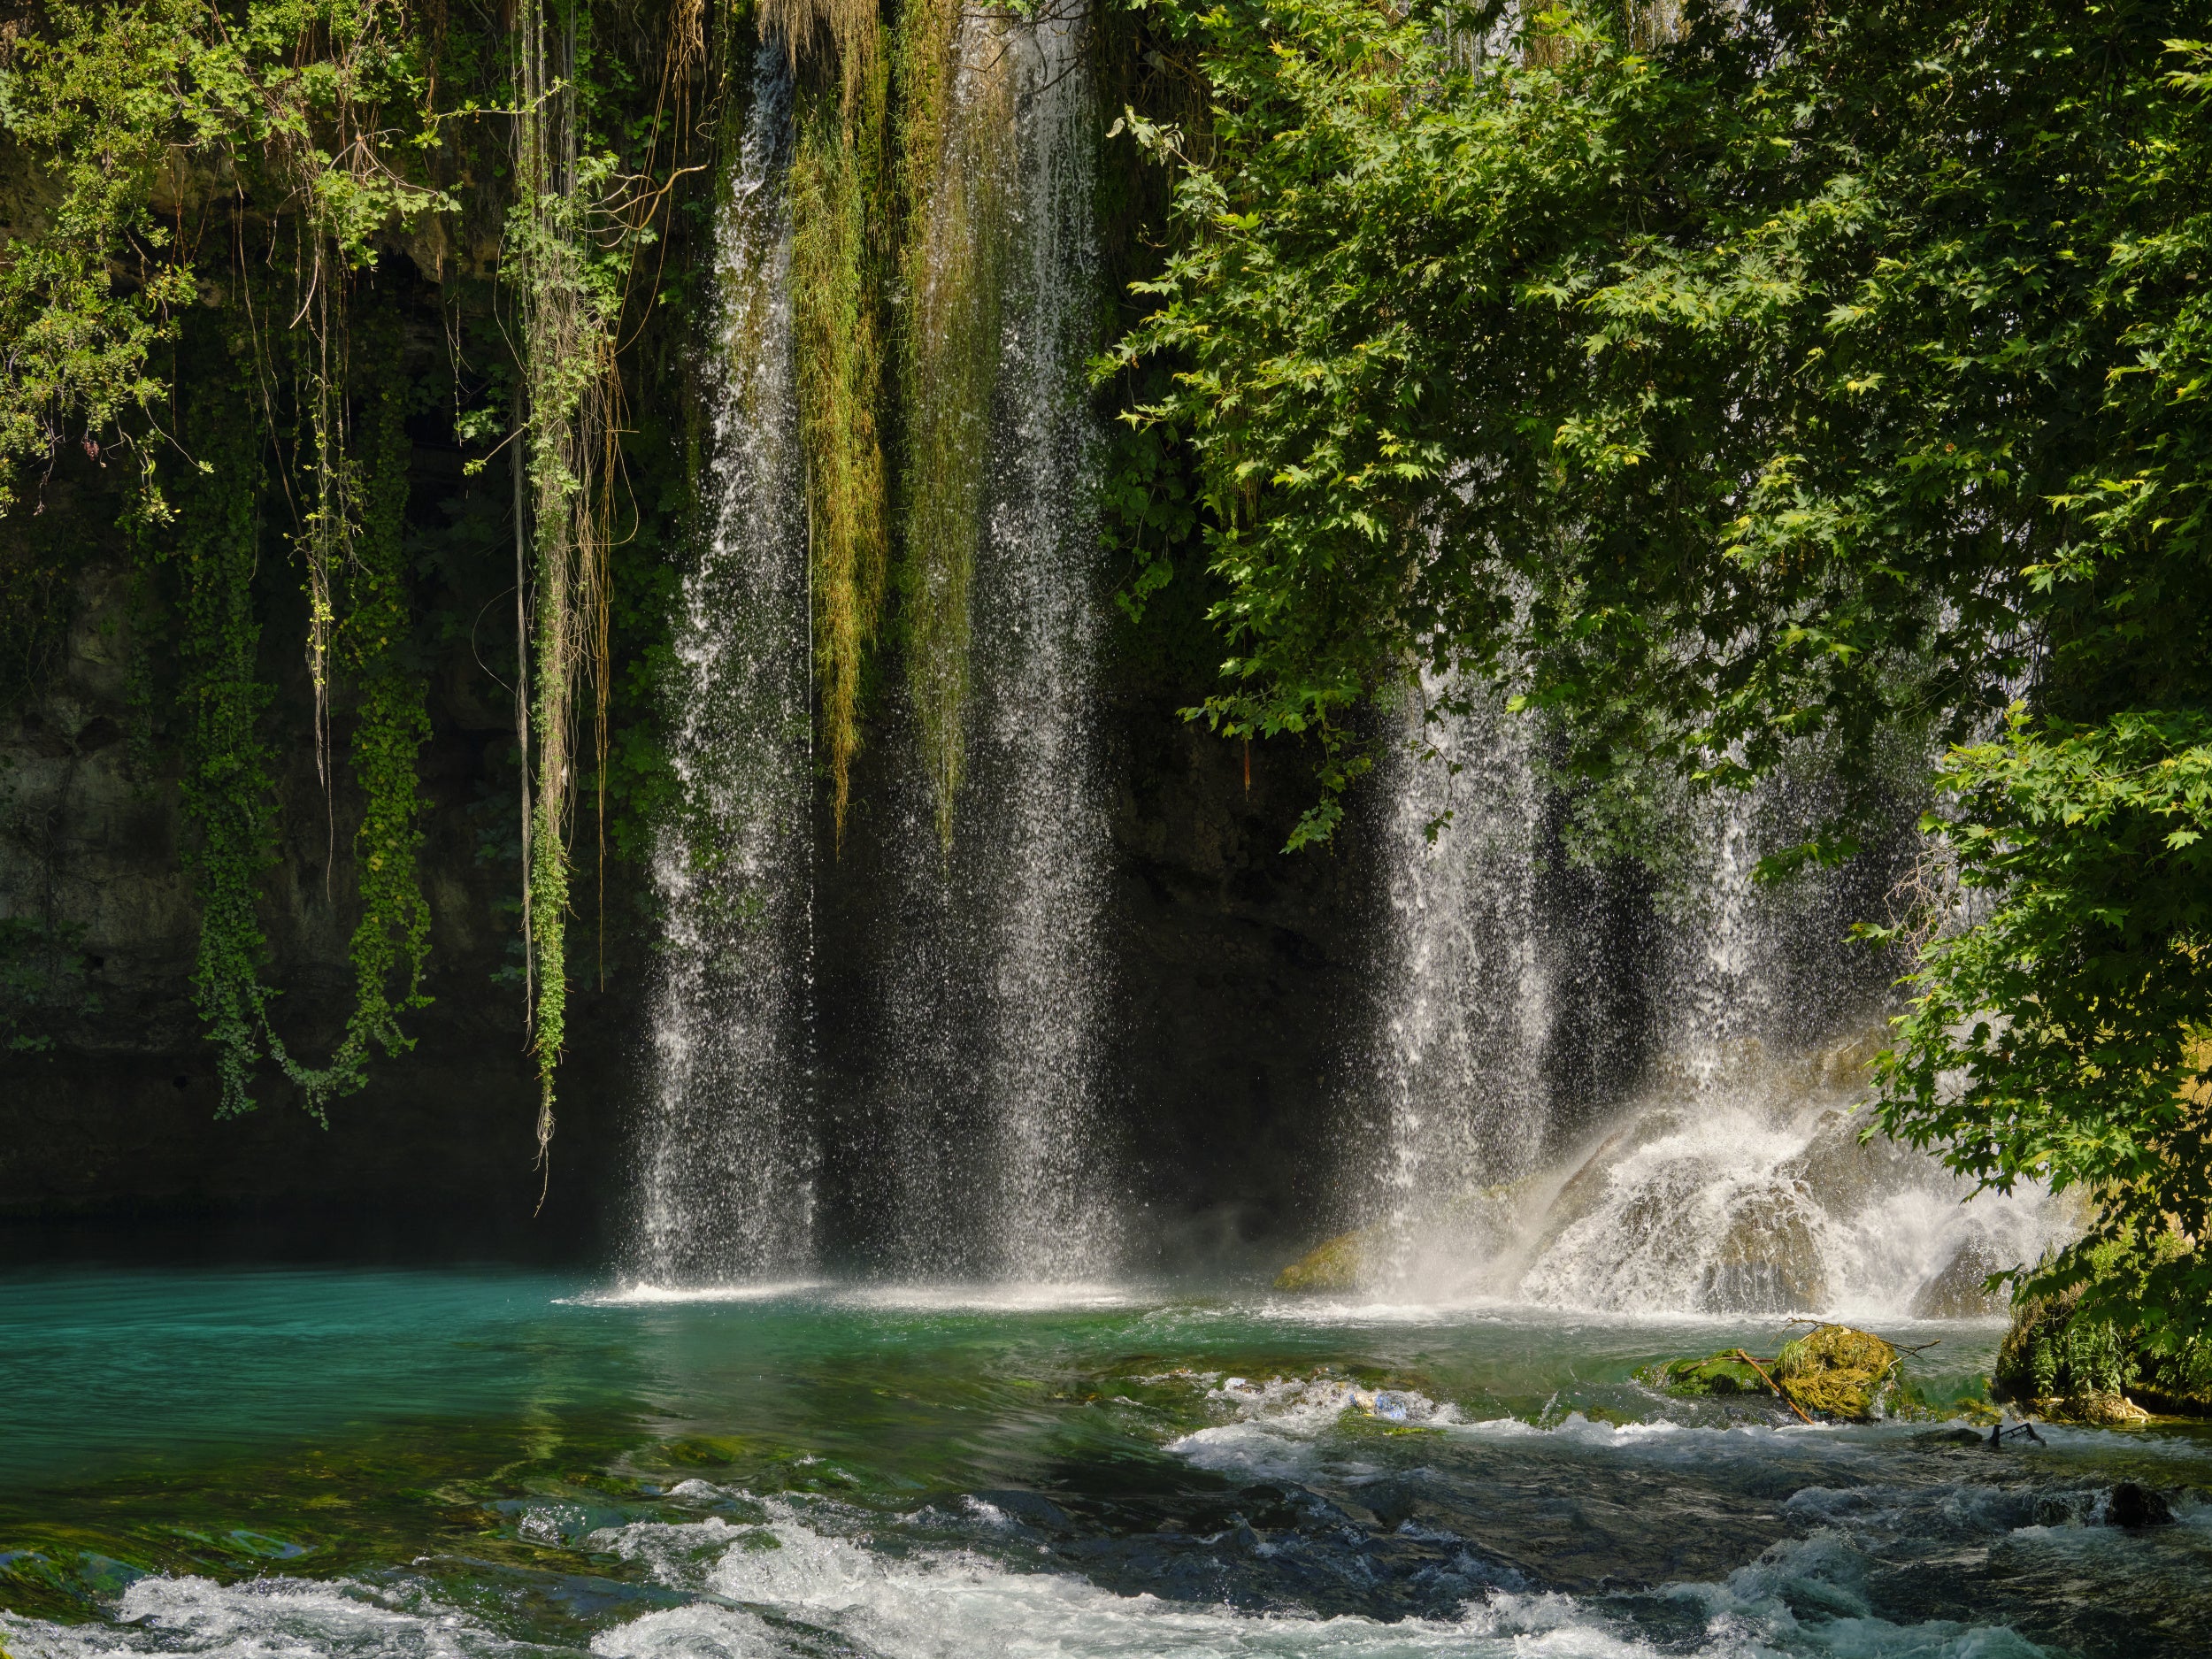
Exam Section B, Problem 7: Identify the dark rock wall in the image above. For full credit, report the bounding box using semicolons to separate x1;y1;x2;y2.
0;506;1383;1266
0;452;634;1258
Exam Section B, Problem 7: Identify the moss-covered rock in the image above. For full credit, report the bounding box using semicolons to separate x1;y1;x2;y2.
1773;1324;1907;1420
1992;1274;2212;1420
1637;1350;1774;1397
1274;1231;1367;1292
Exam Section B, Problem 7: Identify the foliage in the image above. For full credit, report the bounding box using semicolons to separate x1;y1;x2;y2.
0;915;101;1050
160;348;280;1118
1108;0;2212;1336
323;298;433;1094
0;0;695;1133
1993;1234;2212;1413
0;0;450;518
787;11;888;840
0;0;202;515
1875;711;2212;1337
506;0;634;1166
892;0;1012;849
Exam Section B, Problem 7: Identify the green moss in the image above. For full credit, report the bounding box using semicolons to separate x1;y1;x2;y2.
1636;1351;1771;1398
892;0;1014;849
1273;1230;1367;1292
1637;1326;1910;1420
790;56;889;841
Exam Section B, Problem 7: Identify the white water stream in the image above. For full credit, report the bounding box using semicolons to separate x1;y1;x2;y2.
1357;695;2076;1317
872;0;1116;1279
629;43;815;1282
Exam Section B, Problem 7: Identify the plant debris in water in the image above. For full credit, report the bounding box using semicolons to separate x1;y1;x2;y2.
1640;1324;1914;1421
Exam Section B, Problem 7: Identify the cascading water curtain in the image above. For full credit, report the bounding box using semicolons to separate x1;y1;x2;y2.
633;38;818;1284
864;0;1117;1279
1363;680;1553;1290
971;0;1117;1279
632;0;1117;1281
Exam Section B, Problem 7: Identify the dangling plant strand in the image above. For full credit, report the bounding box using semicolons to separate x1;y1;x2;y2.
292;241;352;884
164;357;281;1118
507;0;627;1176
787;10;889;839
892;0;1015;849
324;298;434;1085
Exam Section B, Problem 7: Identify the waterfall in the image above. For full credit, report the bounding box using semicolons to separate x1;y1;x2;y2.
629;44;816;1284
974;0;1114;1279
868;0;1115;1279
1365;683;1553;1282
1348;710;2078;1315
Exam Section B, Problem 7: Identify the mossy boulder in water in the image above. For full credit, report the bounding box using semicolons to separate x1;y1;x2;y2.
1642;1325;1907;1419
1639;1350;1773;1397
1992;1268;2212;1421
1275;1231;1367;1292
1773;1324;1906;1419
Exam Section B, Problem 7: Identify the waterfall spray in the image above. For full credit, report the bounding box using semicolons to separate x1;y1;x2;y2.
1365;681;1552;1285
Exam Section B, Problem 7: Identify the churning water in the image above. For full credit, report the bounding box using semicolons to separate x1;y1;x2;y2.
4;1269;2207;1659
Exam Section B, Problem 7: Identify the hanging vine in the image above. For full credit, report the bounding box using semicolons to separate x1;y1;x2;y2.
162;351;281;1118
892;0;1014;849
781;0;889;840
324;298;434;1084
507;0;659;1173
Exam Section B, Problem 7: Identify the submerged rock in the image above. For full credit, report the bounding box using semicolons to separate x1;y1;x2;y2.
2104;1480;2176;1527
1773;1324;1907;1420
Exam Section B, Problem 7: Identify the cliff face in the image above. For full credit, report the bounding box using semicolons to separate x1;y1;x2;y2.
0;467;1382;1262
0;443;634;1255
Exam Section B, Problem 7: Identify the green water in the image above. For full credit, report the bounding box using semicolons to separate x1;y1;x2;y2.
2;1268;2206;1657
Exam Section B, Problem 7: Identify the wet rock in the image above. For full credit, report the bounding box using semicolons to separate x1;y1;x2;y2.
1909;1234;2007;1318
2102;1480;2175;1528
1275;1230;1366;1292
1776;1110;1923;1219
1700;1186;1828;1313
1535;1112;1690;1248
1773;1324;1905;1420
1914;1427;1989;1448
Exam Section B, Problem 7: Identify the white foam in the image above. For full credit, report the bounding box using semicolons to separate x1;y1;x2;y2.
829;1281;1148;1313
581;1502;2057;1659
0;1576;519;1659
558;1279;828;1307
0;1504;2064;1659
